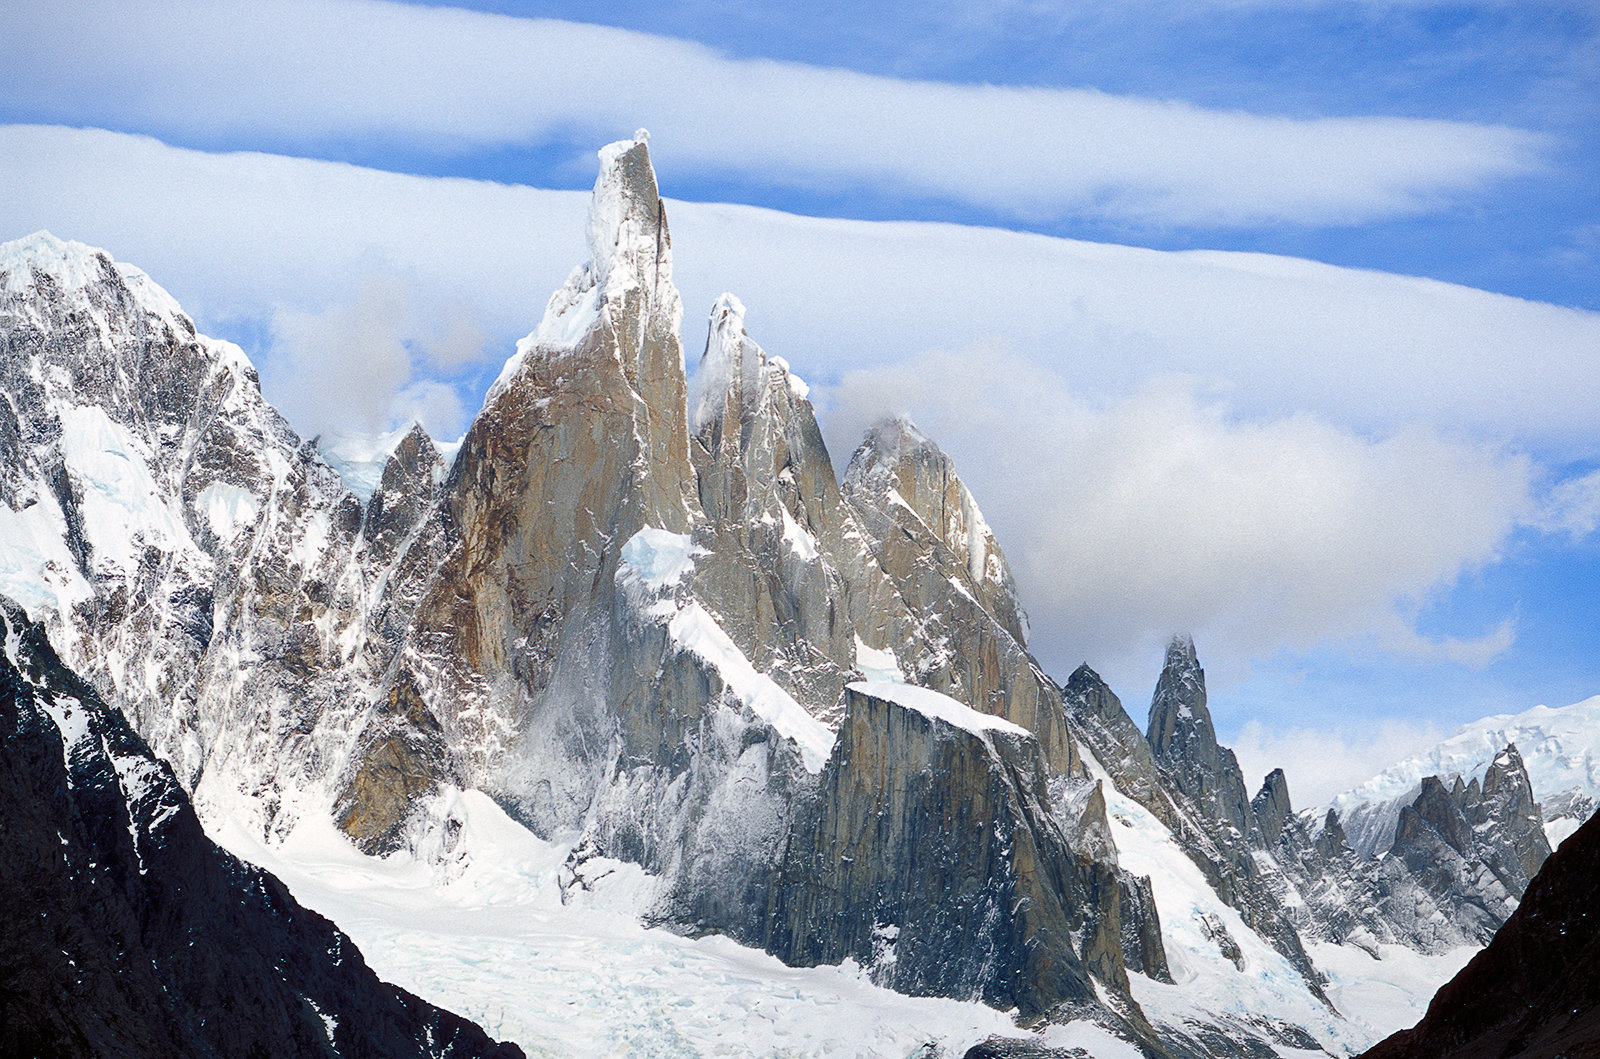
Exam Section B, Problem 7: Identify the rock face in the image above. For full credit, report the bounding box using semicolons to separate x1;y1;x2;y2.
0;597;522;1059
842;418;1080;775
1360;808;1600;1059
1329;692;1600;858
767;683;1091;1014
0;229;400;847
1147;637;1254;840
1072;638;1327;999
686;293;909;724
1262;741;1553;956
766;682;1166;1031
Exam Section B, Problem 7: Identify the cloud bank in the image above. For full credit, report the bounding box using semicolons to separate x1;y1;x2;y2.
828;348;1535;685
2;123;1594;688
0;0;1548;228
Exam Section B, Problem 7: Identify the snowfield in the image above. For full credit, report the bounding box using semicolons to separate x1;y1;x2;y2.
208;775;1469;1058
210;790;1038;1058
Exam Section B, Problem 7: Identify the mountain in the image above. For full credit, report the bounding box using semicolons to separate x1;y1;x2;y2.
1330;694;1600;852
0;596;522;1058
1359;808;1600;1059
0;226;392;851
0;136;1578;1057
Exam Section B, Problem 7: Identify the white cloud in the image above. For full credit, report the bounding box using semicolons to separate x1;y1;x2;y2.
6;126;1597;452
266;275;482;441
1;124;1592;688
0;0;1547;228
827;348;1534;682
1537;467;1600;538
1232;716;1449;809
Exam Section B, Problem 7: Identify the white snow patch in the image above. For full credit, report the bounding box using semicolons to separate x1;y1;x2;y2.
852;637;905;683
197;481;261;542
849;680;1029;739
1035;1020;1146;1058
779;508;819;563
0;492;94;617
669;603;835;772
1309;939;1476;1048
486;266;602;405
617;527;705;592
1547;814;1583;849
0;230;112;297
768;355;810;400
57;404;205;574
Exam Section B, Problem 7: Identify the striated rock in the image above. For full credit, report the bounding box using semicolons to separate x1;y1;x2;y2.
842;418;1080;776
765;682;1116;1019
361;422;445;559
1379;745;1550;946
1063;662;1184;831
686;294;910;721
0;598;522;1059
1475;744;1551;893
348;139;829;937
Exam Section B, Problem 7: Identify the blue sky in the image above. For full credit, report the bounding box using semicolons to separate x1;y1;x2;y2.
1;0;1597;802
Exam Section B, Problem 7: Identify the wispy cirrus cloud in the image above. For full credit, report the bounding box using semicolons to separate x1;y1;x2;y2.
0;0;1549;228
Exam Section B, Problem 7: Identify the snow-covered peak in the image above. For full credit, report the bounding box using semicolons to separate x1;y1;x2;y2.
691;293;761;431
488;132;683;403
587;131;670;296
1;230;189;326
1328;694;1600;853
1;230;107;295
0;230;261;392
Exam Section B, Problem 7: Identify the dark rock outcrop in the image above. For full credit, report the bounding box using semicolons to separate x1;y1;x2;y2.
0;598;522;1059
1146;636;1255;841
1252;769;1292;845
766;682;1117;1020
1360;808;1600;1059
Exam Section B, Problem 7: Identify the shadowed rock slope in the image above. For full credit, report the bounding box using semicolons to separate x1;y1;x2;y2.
768;683;1139;1019
1360;807;1600;1059
0;598;523;1059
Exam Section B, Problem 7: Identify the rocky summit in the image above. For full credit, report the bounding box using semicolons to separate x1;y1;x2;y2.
0;137;1593;1058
